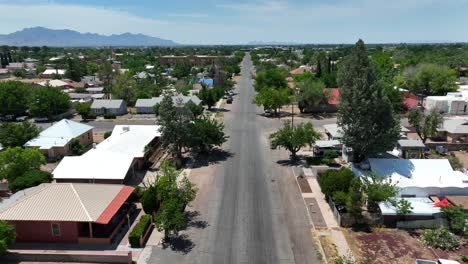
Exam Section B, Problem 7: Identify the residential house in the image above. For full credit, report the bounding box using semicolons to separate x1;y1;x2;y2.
437;119;468;143
38;79;71;89
323;124;343;140
53;125;161;184
40;69;66;78
86;87;105;94
134;71;155;79
396;139;425;159
135;94;201;114
299;88;340;113
24;119;93;160
0;183;134;245
289;65;315;75
91;99;127;116
353;158;468;197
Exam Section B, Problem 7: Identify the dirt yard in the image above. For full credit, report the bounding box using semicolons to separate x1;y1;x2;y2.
343;228;437;264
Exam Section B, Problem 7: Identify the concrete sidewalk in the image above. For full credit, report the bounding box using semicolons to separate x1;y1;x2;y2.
297;167;352;259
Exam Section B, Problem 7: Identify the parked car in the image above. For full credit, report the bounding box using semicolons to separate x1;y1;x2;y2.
416;259;460;264
226;96;233;104
15;116;28;121
34;117;49;123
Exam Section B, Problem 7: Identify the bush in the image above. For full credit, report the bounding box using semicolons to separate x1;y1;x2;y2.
129;186;144;202
447;155;463;171
129;214;152;248
103;113;116;119
442;205;468;236
323;149;339;160
104;131;112;139
318;168;355;197
0;220;15;255
141;186;160;214
9;170;52;192
421;228;460;251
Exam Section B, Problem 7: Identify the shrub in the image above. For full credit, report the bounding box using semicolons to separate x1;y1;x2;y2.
442;205;468;236
104;131;112;139
129;214;152;248
461;255;468;262
0;220;15;255
318;168;355;196
421;228;460;251
447;155;463;171
141;186;160;214
103;113;116;119
129;186;144;202
9;170;52;192
323;149;339;160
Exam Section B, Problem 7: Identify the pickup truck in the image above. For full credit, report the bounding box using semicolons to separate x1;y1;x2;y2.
416;259;460;264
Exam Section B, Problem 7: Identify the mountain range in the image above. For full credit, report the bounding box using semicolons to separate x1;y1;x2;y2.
0;27;178;47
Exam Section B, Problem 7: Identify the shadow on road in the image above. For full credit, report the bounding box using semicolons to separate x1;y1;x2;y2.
276;157;308;167
208;107;231;113
185;211;209;229
163;234;195;254
191;149;234;169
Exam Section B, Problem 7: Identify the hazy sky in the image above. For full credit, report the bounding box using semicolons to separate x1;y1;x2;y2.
0;0;467;44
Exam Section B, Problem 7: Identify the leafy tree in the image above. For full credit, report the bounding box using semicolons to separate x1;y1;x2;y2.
254;88;291;116
9;170;52;192
404;63;457;95
390;199;414;217
171;62;192;79
29;86;70;118
255;68;288;91
112;74;137;106
155;195;186;241
157;96;192;159
270;121;321;159
198;86;218;109
408;108;443;143
70;138;85;156
98;62;115;89
0;122;40;148
442;205;468;236
189;117;228;153
346;178;364;220
104;131;112;139
361;173;398;212
0;147;46;184
296;79;327;113
0;221;15;255
318;168;355;197
65;58;84;82
185;101;204;118
75;102;93;119
0;81;30;116
337;39;400;162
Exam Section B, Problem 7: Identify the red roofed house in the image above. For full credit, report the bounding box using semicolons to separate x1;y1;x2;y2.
0;183;134;245
298;88;340;113
403;93;419;111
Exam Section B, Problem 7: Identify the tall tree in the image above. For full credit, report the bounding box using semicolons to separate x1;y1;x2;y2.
0;81;30;116
111;74;138;106
337;39;400;162
98;62;115;90
28;86;70;118
404;63;457;95
270;121;321;159
0;122;40;148
0;147;46;183
188;117;228;153
408;108;443;143
296;79;327;113
254;88;291;116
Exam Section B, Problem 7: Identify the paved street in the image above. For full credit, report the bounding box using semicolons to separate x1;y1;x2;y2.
147;54;322;263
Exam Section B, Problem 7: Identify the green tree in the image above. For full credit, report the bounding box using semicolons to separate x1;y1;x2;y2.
0;147;46;183
254;88;290;116
346;177;364;220
9;169;52;192
404;63;457;95
75;102;94;120
337;39;400;162
112;74;137;106
185;101;204;118
70;138;85;156
0;122;40;148
157;96;192;159
270;121;321;159
98;62;115;90
408;108;443;143
390;198;414;218
0;81;30;116
361;173;398;212
29;86;70;118
442;205;468;236
155;195;186;241
65;58;84;82
198;86;217;109
0;220;15;255
296;79;327;113
255;68;288;91
189;117;228;153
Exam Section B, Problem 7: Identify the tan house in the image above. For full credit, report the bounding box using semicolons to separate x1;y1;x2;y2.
437;119;468;143
24;119;93;160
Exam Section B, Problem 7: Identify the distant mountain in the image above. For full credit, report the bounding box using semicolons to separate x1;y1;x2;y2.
0;27;178;47
246;40;302;46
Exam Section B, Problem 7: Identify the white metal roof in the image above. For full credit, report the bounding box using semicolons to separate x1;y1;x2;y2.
323;124;343;139
38;79;68;87
356;159;468;189
135;94;202;108
91;99;125;109
314;140;341;148
0;183;125;222
379;197;441;216
53;125;160;180
42;69;66;75
24;119;93;150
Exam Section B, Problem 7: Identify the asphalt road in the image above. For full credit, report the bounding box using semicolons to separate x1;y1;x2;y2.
148;54;321;263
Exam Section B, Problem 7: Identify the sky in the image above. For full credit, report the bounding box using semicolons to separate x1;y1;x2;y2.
0;0;467;45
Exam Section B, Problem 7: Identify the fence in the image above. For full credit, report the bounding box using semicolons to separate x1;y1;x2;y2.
396;217;447;229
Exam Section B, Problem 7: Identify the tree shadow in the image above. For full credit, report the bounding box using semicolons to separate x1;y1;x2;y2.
164;234;194;254
208;108;230;113
276;156;308;167
185;211;209;229
190;149;234;169
350;223;373;233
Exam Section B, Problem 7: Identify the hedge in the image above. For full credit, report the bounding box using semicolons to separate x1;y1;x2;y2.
103;113;116;119
129;214;152;248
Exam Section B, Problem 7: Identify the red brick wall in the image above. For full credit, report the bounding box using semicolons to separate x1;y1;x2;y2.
11;221;79;243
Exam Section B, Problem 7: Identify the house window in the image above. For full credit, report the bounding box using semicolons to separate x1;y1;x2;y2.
401;194;416;198
51;223;61;236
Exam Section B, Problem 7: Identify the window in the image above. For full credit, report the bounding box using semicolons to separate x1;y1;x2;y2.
401;194;416;198
51;223;61;236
